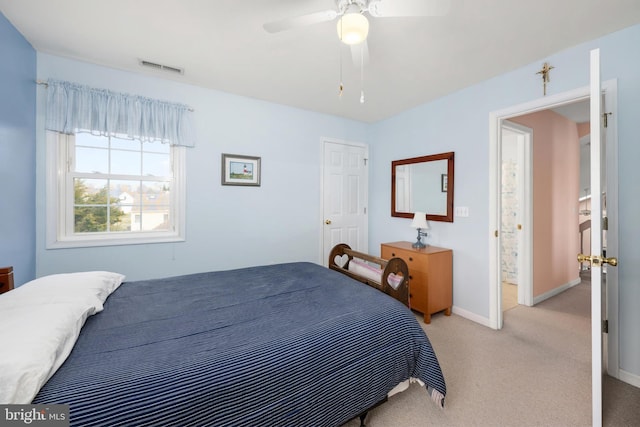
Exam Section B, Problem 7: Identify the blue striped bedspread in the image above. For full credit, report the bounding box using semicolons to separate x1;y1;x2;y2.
33;262;446;426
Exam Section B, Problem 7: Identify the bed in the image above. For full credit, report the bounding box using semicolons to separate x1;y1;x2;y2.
2;258;446;426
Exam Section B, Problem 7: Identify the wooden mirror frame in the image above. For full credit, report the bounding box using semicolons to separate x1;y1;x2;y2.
391;152;455;222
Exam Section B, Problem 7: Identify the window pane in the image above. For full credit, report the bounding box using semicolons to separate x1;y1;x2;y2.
110;180;140;208
109;180;140;232
75;147;108;173
111;149;142;175
74;179;109;205
109;208;131;232
143;152;171;177
74;206;108;232
111;136;140;151
140;182;170;231
138;210;170;231
141;183;170;208
141;181;170;198
75;132;108;148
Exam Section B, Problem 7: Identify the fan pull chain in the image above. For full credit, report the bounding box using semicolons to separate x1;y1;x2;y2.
339;46;344;97
360;45;365;103
338;19;344;97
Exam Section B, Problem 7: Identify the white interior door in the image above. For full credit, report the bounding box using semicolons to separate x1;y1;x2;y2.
501;121;533;308
322;140;368;265
589;47;605;427
586;47;621;427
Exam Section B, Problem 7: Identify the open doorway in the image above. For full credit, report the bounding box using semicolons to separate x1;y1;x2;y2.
489;82;618;350
499;100;592;315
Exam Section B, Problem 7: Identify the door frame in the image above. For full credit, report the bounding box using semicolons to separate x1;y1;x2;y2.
488;81;619;379
500;121;533;308
319;137;369;266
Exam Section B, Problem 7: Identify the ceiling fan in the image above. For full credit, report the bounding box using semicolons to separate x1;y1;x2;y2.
263;0;451;102
263;0;451;45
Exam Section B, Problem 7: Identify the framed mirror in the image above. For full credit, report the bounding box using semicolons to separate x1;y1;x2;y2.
392;152;454;222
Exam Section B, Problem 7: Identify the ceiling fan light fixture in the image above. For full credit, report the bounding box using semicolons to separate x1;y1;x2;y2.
337;12;369;45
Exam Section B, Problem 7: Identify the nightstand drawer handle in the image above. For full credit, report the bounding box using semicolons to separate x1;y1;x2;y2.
391;252;396;257
409;257;413;262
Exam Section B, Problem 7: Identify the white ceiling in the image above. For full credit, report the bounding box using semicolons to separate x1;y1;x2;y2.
2;0;639;123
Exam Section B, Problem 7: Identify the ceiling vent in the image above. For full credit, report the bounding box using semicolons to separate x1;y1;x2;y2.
139;60;184;75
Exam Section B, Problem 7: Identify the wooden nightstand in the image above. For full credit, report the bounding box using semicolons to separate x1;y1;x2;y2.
0;266;14;294
381;242;452;323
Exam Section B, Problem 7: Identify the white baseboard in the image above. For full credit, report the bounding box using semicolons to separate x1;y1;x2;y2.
619;369;640;389
452;305;491;328
532;277;582;305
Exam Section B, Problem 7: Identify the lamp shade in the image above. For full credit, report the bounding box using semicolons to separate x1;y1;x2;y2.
337;12;369;45
410;212;429;229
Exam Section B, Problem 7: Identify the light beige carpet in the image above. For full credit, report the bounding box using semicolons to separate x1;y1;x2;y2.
342;280;640;426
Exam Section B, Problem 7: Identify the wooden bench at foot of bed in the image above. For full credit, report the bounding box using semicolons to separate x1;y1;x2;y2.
329;243;409;307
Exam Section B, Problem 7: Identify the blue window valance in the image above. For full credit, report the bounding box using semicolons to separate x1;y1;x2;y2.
45;79;195;147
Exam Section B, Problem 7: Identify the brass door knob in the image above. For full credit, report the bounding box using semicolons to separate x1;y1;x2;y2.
325;219;332;225
577;254;618;267
577;254;591;263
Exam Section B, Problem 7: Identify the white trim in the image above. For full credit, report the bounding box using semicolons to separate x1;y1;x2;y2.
451;305;492;328
618;369;640;389
491;85;592;119
532;277;582;305
488;112;500;330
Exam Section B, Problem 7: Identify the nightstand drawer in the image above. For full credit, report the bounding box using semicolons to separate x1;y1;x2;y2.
0;266;14;294
407;269;428;313
384;247;429;273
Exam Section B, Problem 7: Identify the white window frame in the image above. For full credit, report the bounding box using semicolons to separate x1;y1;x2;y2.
46;131;186;248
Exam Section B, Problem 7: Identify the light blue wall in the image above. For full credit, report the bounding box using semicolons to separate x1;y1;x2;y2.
35;53;367;282
30;22;640;381
368;24;640;380
0;13;36;286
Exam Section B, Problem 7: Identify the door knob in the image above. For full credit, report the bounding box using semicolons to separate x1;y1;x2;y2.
577;254;618;267
577;254;591;263
325;219;332;225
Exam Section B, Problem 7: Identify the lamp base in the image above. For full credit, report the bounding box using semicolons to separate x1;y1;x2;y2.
412;228;428;249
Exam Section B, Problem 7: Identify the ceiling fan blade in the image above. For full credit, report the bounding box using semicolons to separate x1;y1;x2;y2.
351;41;370;67
368;0;451;17
263;10;338;33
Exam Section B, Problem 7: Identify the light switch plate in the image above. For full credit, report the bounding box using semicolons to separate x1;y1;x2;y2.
455;206;470;217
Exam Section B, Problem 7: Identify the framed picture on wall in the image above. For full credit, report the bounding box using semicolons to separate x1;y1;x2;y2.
441;174;448;193
221;154;261;186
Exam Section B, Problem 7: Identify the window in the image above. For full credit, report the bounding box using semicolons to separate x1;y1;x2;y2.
46;131;185;248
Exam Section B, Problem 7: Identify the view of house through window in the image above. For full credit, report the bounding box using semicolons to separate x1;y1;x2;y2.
72;132;172;234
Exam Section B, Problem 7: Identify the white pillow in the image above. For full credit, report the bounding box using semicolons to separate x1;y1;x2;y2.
0;271;125;404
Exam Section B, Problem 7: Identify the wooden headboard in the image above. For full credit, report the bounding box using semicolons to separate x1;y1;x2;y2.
328;244;409;307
